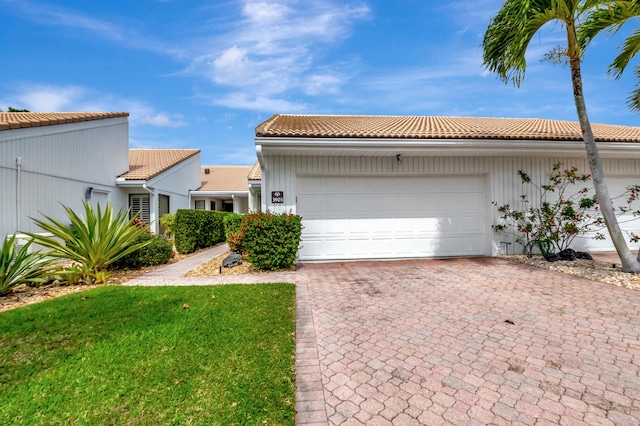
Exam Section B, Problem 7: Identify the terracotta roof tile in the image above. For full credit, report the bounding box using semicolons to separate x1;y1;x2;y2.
199;166;253;191
255;114;640;142
248;161;261;180
0;112;129;131
120;149;200;180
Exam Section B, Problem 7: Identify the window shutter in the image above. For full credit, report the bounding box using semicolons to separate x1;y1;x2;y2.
130;194;150;222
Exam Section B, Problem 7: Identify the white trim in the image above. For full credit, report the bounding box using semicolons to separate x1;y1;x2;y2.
256;137;640;159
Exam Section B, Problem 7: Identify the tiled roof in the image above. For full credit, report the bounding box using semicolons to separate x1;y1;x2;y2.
248;161;261;180
198;166;253;191
255;114;640;142
120;149;200;180
0;112;129;130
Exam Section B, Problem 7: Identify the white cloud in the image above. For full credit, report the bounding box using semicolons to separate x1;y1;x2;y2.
7;0;370;113
4;83;186;128
13;85;85;111
6;0;185;58
187;0;370;109
304;73;344;95
212;92;306;112
243;1;290;23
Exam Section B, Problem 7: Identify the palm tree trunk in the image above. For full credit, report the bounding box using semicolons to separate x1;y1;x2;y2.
569;55;640;272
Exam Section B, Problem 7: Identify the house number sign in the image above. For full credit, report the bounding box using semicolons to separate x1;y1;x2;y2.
271;191;284;203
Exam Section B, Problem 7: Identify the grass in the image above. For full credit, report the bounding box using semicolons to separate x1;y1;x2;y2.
0;284;295;425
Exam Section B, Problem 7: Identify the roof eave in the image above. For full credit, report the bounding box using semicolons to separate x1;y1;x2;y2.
255;137;640;158
116;178;148;187
190;190;249;196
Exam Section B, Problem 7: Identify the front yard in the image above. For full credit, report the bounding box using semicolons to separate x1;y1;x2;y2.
0;284;295;425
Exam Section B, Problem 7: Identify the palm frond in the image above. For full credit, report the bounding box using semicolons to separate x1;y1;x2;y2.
610;27;640;77
627;65;640;111
482;0;575;86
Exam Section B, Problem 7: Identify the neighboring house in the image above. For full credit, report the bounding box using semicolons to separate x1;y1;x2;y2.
190;165;255;213
116;149;201;234
0;112;200;238
255;114;640;261
0;112;130;238
248;161;262;212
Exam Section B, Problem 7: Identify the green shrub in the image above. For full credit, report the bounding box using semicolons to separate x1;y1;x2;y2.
231;212;302;270
159;213;175;238
111;234;173;269
174;210;229;254
0;235;52;296
223;213;244;239
27;201;152;284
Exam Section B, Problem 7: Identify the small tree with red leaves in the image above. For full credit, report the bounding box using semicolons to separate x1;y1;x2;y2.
493;163;640;255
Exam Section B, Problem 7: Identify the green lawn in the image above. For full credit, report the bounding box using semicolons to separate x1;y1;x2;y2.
0;284;295;425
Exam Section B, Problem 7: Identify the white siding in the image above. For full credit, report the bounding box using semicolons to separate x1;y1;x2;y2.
0;118;129;237
261;155;640;256
119;153;201;234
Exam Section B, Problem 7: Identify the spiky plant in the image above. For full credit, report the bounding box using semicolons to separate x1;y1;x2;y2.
0;235;51;296
27;201;152;284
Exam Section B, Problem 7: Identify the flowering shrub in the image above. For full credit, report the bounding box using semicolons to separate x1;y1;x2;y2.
223;213;243;240
493;163;640;254
228;212;302;270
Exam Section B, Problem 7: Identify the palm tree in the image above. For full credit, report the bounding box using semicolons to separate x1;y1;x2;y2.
482;0;640;272
579;1;640;111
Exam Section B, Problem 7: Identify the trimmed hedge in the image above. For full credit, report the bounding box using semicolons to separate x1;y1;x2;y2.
174;209;229;254
111;233;173;269
229;212;302;271
223;213;243;239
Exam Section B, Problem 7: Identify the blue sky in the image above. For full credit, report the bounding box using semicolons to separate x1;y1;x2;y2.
2;0;639;165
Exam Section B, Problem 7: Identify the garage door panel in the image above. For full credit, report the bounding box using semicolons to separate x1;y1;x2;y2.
297;175;487;260
395;238;417;254
301;219;324;235
349;219;373;234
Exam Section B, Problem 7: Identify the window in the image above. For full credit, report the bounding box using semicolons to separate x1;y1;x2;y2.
195;200;205;210
222;201;234;212
129;194;150;222
210;201;216;211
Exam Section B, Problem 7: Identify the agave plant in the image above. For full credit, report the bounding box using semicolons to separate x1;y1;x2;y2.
0;235;51;296
26;201;152;284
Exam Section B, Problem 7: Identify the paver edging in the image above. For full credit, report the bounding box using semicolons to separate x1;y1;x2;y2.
295;280;329;426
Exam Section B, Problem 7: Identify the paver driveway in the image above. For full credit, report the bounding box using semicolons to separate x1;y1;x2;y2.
294;257;640;425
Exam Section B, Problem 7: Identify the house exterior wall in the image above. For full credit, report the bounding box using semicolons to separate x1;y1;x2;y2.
121;153;201;234
260;155;640;255
0;118;129;237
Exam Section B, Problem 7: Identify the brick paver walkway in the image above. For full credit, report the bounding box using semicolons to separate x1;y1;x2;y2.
295;257;640;425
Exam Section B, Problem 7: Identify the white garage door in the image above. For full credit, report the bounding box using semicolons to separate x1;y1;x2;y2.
297;175;487;260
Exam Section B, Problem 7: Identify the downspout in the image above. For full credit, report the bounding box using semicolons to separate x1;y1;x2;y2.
142;184;155;233
255;144;267;212
16;157;22;233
